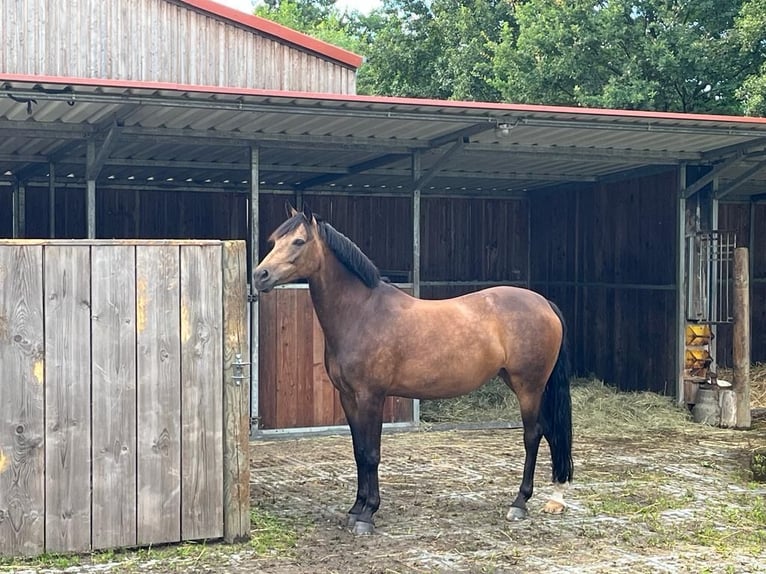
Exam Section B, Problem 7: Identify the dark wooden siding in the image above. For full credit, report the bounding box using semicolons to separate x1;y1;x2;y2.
420;197;529;297
531;170;679;393
259;194;413;281
717;202;766;365
0;186;248;241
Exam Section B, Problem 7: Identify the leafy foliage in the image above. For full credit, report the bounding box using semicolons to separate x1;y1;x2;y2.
254;0;766;115
492;0;761;114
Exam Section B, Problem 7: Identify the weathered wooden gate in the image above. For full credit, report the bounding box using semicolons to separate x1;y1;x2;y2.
0;240;250;557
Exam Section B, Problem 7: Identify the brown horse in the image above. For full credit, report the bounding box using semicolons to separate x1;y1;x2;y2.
254;204;573;535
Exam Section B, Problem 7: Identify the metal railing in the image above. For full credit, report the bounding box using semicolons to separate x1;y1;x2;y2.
686;230;737;323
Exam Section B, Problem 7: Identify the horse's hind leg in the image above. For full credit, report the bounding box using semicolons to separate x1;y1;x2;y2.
507;390;544;520
338;390;385;535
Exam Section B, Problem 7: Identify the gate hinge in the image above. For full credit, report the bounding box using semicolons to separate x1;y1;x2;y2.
232;353;250;386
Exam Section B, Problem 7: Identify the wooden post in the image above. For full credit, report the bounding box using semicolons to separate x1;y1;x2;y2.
733;247;751;429
222;241;251;542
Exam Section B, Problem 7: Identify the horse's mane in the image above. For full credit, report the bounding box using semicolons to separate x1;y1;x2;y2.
273;214;381;289
317;221;381;289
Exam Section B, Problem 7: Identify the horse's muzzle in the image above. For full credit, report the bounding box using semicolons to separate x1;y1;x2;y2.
253;267;275;292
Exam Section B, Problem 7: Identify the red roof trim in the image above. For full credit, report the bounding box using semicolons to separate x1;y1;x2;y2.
177;0;363;69
3;73;766;126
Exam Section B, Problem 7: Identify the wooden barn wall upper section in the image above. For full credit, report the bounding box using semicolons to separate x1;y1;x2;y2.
530;170;679;393
258;194;530;295
0;0;357;93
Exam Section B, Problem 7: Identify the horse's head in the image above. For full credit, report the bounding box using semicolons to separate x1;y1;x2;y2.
253;202;322;292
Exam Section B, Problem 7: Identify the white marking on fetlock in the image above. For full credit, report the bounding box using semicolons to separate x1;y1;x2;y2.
542;482;568;514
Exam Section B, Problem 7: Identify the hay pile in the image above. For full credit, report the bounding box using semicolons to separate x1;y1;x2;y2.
420;377;694;437
717;362;766;408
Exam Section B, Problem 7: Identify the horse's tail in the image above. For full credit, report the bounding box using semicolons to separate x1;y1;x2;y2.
541;301;574;484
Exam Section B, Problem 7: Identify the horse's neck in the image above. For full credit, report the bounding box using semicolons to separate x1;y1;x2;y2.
308;253;372;345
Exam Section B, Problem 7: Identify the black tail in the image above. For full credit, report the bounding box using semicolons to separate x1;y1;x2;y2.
541;301;574;484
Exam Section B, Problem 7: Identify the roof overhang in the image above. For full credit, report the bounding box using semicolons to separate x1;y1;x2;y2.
2;74;766;200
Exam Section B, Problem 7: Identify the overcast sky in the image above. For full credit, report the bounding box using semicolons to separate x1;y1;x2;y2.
215;0;382;15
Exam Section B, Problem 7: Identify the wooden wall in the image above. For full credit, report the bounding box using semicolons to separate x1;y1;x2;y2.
0;186;248;241
530;171;679;393
0;240;250;557
717;202;766;365
259;194;413;280
14;181;766;400
0;0;356;93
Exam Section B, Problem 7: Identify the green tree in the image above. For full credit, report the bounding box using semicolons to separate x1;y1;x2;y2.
492;0;762;114
733;0;766;115
358;0;513;99
254;0;369;55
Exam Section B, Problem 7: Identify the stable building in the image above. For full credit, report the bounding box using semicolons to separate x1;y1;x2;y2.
1;0;766;439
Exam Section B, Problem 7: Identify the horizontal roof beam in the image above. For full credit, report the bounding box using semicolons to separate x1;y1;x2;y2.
466;143;696;163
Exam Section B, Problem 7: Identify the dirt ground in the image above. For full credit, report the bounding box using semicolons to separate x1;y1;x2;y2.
5;399;765;574
242;417;766;574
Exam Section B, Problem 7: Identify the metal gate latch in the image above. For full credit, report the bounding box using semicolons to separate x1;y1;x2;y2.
232;353;250;386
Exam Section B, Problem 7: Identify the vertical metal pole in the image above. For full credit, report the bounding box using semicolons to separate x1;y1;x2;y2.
49;162;56;238
12;181;25;238
249;145;260;435
412;151;421;298
86;139;96;239
710;182;719;366
749;200;755;305
411;151;421;425
676;166;687;404
16;183;27;238
12;181;18;238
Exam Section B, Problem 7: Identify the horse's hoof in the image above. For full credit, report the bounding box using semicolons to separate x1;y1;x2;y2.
347;514;358;528
542;499;566;514
351;520;375;535
506;506;528;521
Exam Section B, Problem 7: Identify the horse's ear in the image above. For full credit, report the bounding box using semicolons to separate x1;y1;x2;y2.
302;202;315;223
285;201;298;217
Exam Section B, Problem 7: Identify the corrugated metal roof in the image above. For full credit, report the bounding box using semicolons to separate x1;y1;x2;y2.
2;75;766;199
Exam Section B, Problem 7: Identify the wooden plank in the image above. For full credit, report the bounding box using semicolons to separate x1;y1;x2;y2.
297;290;315;426
0;245;45;556
44;245;92;553
222;241;250;542
91;245;137;549
180;244;224;540
136;245;182;545
258;290;278;429
312;308;336;426
276;290;299;428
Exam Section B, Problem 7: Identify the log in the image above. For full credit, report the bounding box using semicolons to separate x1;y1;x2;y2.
718;389;737;428
732;247;751;429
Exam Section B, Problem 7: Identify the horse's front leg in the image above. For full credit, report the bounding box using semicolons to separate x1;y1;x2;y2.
338;390;385;535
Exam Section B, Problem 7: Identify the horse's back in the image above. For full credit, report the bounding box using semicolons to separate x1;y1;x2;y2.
362;284;563;398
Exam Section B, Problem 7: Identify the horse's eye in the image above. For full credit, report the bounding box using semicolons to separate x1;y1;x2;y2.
292;238;306;246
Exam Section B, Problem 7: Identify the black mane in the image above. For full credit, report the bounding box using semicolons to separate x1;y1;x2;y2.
272;214;381;289
317;221;381;289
